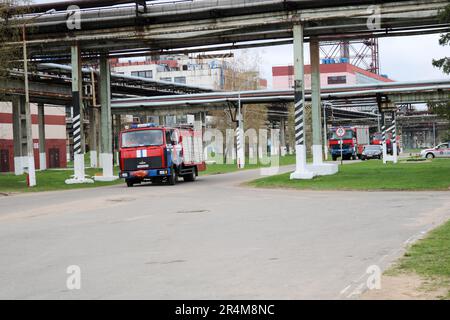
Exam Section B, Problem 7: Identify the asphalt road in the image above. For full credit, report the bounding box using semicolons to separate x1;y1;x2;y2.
0;166;449;299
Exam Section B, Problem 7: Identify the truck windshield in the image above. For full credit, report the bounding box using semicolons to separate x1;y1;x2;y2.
121;130;164;148
331;130;354;140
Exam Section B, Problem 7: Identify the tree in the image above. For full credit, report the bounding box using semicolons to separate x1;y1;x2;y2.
0;1;26;75
0;1;29;100
429;4;450;141
209;50;268;159
432;4;450;74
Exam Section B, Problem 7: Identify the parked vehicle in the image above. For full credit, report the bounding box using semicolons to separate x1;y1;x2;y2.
420;142;450;159
119;123;206;187
361;145;382;160
329;126;370;161
371;132;401;155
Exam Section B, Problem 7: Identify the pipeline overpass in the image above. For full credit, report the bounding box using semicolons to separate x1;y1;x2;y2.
7;0;450;60
0;63;214;105
111;79;450;114
3;0;450;182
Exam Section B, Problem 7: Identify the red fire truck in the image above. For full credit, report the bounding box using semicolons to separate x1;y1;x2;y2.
329;126;370;161
371;132;401;155
119;123;206;187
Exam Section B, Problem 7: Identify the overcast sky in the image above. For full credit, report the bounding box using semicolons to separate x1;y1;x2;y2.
33;0;449;87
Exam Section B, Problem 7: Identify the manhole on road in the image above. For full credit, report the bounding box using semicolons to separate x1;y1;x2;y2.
146;260;187;265
176;209;210;214
107;197;136;203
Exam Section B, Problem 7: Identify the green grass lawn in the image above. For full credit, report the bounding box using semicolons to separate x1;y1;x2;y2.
391;219;450;299
0;168;123;193
201;154;297;176
248;159;450;191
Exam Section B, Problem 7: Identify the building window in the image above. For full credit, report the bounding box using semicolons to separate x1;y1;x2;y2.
131;70;153;78
160;77;172;82
174;76;186;84
328;76;347;85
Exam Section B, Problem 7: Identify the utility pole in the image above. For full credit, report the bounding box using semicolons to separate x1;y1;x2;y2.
22;9;56;187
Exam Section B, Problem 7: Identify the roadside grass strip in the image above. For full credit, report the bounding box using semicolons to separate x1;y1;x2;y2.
390;220;450;299
248;159;450;191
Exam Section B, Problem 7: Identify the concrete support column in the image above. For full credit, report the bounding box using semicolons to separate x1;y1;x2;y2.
290;23;313;180
392;111;398;164
38;103;47;170
89;106;98;168
280;118;287;156
95;54;118;181
65;44;93;184
24;92;36;185
310;38;323;165
12;97;24;175
114;114;121;166
307;37;338;176
236;99;245;169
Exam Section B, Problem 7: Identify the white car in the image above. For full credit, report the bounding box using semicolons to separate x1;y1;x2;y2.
420;142;450;159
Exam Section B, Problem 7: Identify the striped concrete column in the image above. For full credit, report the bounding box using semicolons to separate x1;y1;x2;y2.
290;23;313;180
236;95;245;169
381;112;388;164
392;111;398;163
65;44;93;184
72;45;84;178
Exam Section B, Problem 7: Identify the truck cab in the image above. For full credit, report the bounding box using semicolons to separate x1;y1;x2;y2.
329;126;370;161
119;123;205;187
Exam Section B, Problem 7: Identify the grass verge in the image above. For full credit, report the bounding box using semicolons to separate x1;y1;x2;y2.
388;219;450;299
0;168;122;193
248;159;450;191
200;154;297;176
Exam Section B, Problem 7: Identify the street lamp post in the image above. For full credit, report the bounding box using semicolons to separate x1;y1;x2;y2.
22;9;55;187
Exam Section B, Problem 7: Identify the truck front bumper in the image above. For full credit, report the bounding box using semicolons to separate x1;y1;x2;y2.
120;168;171;179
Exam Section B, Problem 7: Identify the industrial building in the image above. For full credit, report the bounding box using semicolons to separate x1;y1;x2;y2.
0;102;67;173
112;54;267;91
272;62;393;90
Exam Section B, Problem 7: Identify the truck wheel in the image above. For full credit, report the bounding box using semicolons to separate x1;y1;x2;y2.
183;170;196;182
126;180;134;188
168;169;177;185
332;156;337;161
426;153;435;160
